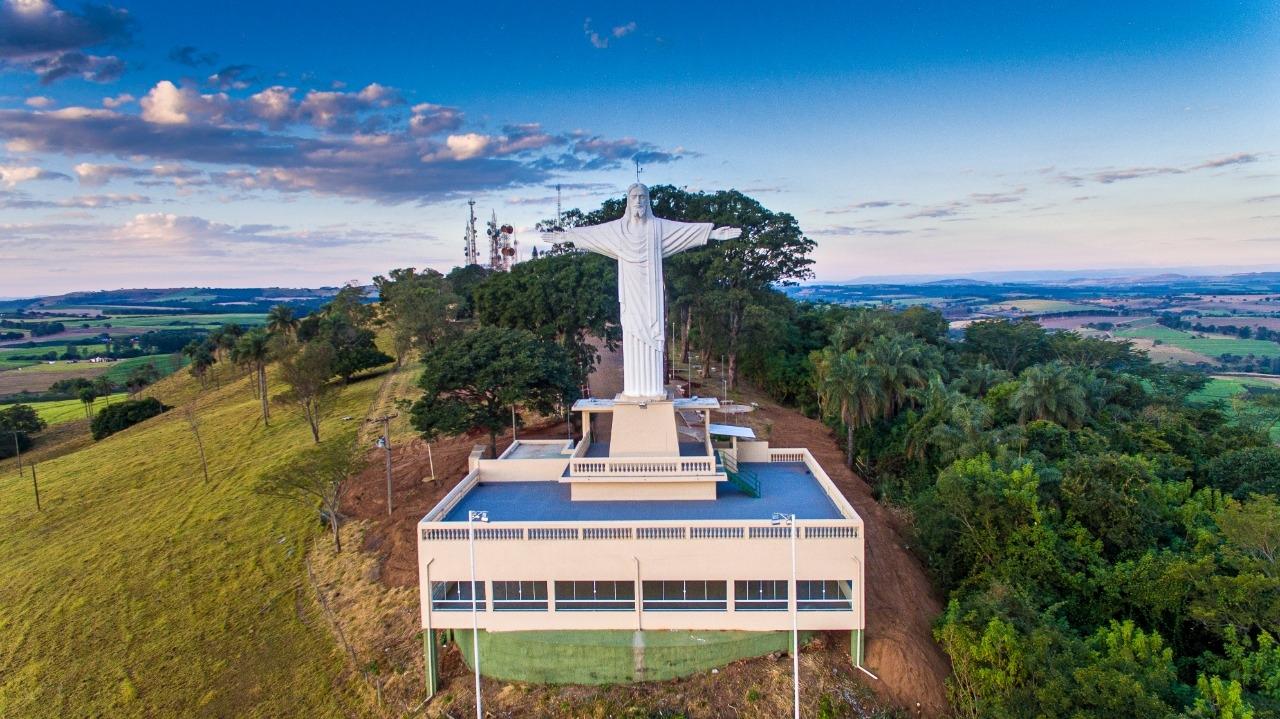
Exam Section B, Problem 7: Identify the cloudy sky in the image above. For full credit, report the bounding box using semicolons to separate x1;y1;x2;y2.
0;0;1277;296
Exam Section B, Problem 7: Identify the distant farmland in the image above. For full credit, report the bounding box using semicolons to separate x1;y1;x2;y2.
981;299;1101;315
1113;324;1280;359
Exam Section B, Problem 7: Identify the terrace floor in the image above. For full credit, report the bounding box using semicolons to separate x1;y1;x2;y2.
441;462;843;522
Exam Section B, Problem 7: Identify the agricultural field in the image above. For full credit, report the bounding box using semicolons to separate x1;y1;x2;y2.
980;299;1101;315
2;393;132;426
0;365;381;717
1036;314;1137;330
1113;324;1280;360
0;356;182;397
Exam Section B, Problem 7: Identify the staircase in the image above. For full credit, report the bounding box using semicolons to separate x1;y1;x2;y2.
717;450;761;498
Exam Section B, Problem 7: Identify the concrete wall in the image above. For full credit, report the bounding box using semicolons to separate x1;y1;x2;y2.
452;629;812;684
474;457;569;482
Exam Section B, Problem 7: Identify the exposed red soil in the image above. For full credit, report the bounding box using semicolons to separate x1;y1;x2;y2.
341;346;952;717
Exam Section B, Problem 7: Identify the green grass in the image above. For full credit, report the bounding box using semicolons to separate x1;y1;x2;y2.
0;366;381;717
10;393;130;426
1114;324;1280;359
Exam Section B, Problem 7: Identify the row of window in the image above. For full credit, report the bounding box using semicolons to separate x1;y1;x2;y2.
431;579;854;612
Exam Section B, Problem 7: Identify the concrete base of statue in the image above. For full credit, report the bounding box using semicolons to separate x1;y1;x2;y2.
608;397;680;457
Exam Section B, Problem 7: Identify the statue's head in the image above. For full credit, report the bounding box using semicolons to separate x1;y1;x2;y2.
626;183;650;220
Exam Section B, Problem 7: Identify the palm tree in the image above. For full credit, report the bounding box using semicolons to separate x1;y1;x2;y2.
234;329;273;425
183;340;216;389
266;304;299;340
813;347;885;468
91;376;115;406
864;333;936;419
1010;361;1088;428
78;386;97;419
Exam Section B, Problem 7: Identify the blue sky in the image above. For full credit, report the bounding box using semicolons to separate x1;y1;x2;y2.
0;0;1277;295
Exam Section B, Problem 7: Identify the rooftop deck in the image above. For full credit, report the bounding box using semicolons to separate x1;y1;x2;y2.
442;462;842;522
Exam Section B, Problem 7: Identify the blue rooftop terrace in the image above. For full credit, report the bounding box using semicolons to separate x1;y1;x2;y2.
441;462;842;522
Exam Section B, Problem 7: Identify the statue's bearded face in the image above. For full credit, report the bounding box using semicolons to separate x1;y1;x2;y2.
627;185;649;220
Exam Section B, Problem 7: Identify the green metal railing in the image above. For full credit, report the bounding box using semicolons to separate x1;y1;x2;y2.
717;450;761;498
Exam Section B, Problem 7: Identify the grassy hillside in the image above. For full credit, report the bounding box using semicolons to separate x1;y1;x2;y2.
0;363;382;717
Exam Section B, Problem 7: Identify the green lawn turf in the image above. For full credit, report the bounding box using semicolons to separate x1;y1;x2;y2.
0;366;380;717
1114;324;1280;359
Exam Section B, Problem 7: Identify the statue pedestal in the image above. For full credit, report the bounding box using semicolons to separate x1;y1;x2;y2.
608;399;680;457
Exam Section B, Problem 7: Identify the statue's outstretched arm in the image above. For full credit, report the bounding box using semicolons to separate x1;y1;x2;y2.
539;228;617;259
709;226;742;241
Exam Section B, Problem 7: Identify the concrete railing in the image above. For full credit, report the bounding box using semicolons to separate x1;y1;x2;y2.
569;456;717;477
420;517;860;543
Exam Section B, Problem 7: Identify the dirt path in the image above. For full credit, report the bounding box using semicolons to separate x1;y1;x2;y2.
341;346;951;716
742;391;952;715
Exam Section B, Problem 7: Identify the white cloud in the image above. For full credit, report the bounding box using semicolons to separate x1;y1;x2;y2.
444;132;491;160
140;80;229;125
102;92;134;108
24;95;53;108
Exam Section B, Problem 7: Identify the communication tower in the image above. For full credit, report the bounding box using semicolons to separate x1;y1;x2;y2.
463;200;479;266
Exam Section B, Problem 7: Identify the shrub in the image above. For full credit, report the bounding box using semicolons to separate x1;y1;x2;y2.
90;398;171;440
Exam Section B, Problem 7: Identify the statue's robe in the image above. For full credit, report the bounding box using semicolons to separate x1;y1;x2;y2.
562;216;713;399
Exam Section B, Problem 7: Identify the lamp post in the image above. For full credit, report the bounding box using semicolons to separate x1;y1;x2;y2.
773;512;800;719
467;509;489;719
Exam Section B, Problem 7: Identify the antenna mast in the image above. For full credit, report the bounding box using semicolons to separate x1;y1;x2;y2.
555;184;562;229
464;199;479;266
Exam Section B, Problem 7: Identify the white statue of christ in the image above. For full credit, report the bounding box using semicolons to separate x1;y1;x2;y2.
541;183;741;399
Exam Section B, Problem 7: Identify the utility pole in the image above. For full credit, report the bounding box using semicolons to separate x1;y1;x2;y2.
368;414;397;516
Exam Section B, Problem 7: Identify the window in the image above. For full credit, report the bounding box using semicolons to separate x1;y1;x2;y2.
431;581;485;611
734;580;788;611
642;580;728;611
554;581;635;611
797;580;853;611
492;581;548;611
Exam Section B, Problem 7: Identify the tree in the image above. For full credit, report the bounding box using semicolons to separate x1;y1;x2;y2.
124;362;161;395
0;404;44;460
1204;447;1280;499
472;252;619;387
183;340;216;389
373;267;458;366
254;434;365;552
411;326;577;456
91;376;114;406
812;346;884;468
0;404;46;434
183;402;210;483
91;398;169;440
266;304;299;339
1010;362;1088;428
964;319;1051;373
444;264;491;320
277;341;337;443
233;329;272;425
78;386;97;419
